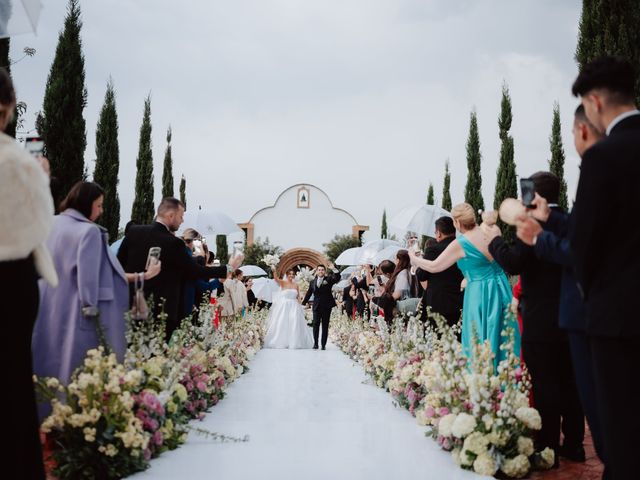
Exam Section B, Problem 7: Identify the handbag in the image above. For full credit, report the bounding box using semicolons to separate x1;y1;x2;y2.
130;274;149;321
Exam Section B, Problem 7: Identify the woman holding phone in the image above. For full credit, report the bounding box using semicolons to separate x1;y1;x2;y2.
33;182;160;418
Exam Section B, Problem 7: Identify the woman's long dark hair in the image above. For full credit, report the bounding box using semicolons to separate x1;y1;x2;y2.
384;249;410;295
60;181;104;220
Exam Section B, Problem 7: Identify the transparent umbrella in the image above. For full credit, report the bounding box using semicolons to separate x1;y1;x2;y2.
372;245;403;265
0;0;42;39
389;204;451;237
251;277;279;303
179;206;241;236
356;239;401;265
335;247;363;266
239;265;268;277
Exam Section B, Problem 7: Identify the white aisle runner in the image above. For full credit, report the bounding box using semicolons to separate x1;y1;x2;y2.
130;343;479;480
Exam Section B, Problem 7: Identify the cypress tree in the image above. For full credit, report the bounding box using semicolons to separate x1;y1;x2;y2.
131;96;154;224
493;83;517;242
442;160;452;211
162;126;174;198
549;103;569;210
576;0;640;105
464;110;485;216
426;183;434;205
93;80;120;241
179;175;186;207
381;209;388;239
40;0;87;201
216;235;229;265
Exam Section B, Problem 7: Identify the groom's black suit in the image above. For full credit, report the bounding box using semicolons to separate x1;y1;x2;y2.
302;272;340;348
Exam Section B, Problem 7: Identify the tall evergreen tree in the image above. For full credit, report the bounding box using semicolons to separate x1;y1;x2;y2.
162;126;174;198
493;83;517;242
576;0;640;105
179;175;186;207
0;38;17;138
549;103;569;210
464;110;484;216
216;235;229;265
426;183;435;205
381;209;388;239
40;0;87;202
131;96;154;224
442;160;452;211
93;80;120;241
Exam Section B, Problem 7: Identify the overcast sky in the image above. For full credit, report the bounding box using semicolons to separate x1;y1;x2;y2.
11;0;583;242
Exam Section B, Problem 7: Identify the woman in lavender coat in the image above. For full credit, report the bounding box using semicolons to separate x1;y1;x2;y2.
33;182;158;402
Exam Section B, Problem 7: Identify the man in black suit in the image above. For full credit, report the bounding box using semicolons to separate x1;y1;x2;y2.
415;217;463;330
569;57;640;480
302;263;340;350
517;105;607;471
117;198;241;337
490;172;584;463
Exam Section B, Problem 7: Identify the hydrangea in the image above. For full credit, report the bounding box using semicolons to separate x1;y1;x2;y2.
517;436;534;457
451;412;477;438
515;407;542;430
501;454;531;478
473;452;498;476
462;431;489;456
437;413;457;438
539;447;555;469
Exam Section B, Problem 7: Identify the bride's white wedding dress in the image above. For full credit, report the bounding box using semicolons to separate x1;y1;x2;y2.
264;289;314;349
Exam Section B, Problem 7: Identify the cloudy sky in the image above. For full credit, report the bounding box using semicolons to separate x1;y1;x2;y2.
11;0;583;241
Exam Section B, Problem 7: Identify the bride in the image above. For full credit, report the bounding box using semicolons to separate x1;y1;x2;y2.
264;267;314;349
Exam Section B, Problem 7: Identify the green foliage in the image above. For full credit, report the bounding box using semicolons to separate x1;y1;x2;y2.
243;237;283;278
179;175;186;208
162;127;174;198
131;96;154;224
426;183;435;205
323;234;362;263
493;83;517;242
39;0;87;204
442;160;452;211
549;103;569;210
381;209;388;239
216;235;229;265
464;110;485;217
576;0;640;105
93;80;120;241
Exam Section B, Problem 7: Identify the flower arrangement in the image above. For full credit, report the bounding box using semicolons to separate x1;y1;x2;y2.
328;310;555;478
262;254;280;269
295;266;315;293
36;304;265;479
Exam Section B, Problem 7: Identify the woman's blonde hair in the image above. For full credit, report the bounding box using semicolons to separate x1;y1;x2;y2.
450;203;477;230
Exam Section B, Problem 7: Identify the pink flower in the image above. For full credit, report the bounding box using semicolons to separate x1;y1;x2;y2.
439;407;450;416
152;430;163;446
196;381;207;392
425;406;435;418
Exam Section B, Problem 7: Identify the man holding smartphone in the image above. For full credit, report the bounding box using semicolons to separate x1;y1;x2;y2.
117;197;243;338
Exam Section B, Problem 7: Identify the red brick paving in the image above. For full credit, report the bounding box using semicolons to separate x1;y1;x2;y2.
529;425;603;480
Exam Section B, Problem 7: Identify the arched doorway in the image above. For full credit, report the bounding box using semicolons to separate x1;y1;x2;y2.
276;248;329;277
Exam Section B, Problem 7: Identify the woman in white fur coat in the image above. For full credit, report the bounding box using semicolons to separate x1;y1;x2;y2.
0;69;55;480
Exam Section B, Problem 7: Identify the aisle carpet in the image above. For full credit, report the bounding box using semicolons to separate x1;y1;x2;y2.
130;343;480;479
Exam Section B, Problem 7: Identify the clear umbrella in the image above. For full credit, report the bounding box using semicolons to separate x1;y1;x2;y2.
335;247;363;266
0;0;42;39
356;239;401;265
179;206;241;236
251;277;279;303
389;204;451;237
372;245;403;266
240;265;268;277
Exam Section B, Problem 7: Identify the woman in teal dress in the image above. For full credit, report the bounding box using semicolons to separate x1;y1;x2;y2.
409;203;520;367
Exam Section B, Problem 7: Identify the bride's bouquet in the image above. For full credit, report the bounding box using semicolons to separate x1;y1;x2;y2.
295;266;315;293
262;254;280;269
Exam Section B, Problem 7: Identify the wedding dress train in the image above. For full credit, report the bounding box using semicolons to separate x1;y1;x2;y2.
264;289;314;349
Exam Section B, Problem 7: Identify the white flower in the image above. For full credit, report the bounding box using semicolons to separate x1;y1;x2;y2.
473;452;498;476
451;448;462;466
83;427;96;442
517;436;535;457
462;432;489;456
539;447;555;469
437;414;456;438
451;412;477;438
515;407;542;430
501;454;531;478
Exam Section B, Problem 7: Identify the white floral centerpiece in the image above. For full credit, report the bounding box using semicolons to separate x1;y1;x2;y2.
262;254;280;270
295;266;315;293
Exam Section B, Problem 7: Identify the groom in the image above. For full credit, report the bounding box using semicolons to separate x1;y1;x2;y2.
302;263;341;350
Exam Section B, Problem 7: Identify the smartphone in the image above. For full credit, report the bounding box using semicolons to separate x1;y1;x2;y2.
25;136;44;157
146;247;161;269
520;178;536;209
192;239;204;255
